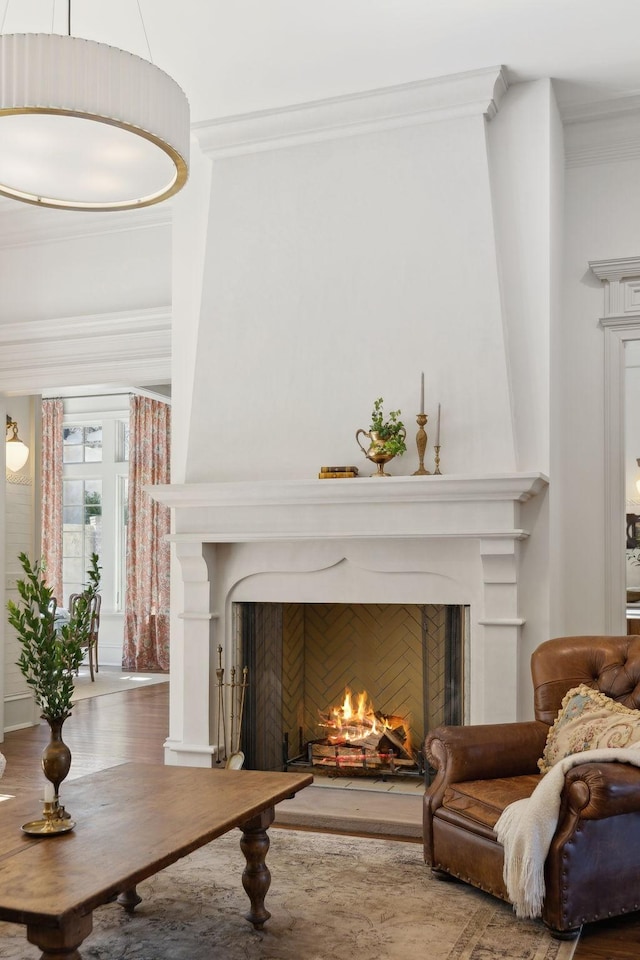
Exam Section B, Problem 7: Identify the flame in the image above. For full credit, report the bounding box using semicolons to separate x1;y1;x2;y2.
321;688;391;743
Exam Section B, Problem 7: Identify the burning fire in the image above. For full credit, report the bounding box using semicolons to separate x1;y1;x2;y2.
321;688;392;743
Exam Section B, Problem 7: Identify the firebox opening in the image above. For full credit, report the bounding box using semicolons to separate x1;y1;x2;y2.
234;602;468;781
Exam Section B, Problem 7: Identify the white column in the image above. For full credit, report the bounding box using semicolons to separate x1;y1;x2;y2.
164;540;219;767
474;537;524;724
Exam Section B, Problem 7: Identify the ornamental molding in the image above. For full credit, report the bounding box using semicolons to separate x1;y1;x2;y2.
194;66;508;159
5;472;31;485
565;107;640;168
0;306;171;394
590;258;640;320
148;473;548;543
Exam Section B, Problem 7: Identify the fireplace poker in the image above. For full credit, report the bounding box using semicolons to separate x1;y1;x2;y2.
215;645;226;763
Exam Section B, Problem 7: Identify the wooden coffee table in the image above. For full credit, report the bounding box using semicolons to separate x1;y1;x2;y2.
0;762;312;958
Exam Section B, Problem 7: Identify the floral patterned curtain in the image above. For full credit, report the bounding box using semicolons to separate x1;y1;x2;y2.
122;395;171;672
40;398;64;604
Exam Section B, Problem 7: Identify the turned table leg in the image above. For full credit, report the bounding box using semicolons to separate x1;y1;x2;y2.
117;887;142;912
239;806;274;930
27;912;92;959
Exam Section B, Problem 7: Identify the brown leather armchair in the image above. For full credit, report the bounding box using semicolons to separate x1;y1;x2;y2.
424;635;640;938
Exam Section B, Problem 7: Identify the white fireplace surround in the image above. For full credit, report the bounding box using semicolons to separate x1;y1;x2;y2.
149;472;548;768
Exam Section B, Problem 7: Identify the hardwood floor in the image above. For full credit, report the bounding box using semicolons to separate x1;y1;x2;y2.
0;683;169;796
0;683;637;959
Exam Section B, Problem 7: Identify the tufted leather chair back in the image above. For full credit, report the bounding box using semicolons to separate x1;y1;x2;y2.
532;635;640;726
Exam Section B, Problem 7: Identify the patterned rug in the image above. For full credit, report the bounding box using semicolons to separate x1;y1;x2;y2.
0;829;577;960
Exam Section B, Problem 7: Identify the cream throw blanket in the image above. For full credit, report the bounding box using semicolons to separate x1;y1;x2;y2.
494;747;640;919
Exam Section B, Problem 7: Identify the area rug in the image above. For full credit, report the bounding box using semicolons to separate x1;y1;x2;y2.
0;830;577;960
71;667;169;702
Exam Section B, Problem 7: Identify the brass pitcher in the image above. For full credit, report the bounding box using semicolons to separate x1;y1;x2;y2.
356;429;397;477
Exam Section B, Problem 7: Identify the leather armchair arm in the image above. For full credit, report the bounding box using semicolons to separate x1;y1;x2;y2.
423;721;548;863
425;721;548;785
562;760;640;819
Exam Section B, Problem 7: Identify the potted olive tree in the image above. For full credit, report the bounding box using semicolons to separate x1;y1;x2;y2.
7;552;101;806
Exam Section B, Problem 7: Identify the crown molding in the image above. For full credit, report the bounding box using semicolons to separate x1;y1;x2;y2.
565;107;640;168
194;67;508;159
0;306;171;395
562;93;640;124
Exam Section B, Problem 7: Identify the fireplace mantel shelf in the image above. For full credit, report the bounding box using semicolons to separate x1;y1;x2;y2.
148;472;548;544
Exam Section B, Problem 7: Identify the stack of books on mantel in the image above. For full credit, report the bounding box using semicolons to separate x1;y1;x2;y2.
318;465;360;479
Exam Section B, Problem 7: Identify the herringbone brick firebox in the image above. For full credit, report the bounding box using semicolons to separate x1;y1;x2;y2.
235;602;467;776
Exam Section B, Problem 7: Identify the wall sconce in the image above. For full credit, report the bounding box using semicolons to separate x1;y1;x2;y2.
5;415;29;472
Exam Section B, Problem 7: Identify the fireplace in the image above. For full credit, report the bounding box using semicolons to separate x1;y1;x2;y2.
148;472;547;769
235;601;467;777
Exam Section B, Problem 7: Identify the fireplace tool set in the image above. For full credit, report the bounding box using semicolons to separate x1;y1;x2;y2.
215;645;249;769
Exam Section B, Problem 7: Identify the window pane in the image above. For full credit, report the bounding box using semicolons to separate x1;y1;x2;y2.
63;426;82;445
63;506;83;525
63;529;83;558
84;515;102;561
62;424;103;463
84;482;102;516
63;444;83;464
84;425;102;462
85;445;102;462
62;477;103;599
64;557;84;585
117;476;129;612
63;479;83;504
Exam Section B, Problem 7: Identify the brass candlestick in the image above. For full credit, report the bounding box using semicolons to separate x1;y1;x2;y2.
22;796;75;836
434;445;442;475
413;413;430;475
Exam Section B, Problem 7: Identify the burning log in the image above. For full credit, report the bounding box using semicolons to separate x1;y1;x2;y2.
313;688;418;772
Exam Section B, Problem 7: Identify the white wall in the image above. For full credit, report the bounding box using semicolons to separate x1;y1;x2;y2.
625;357;640;508
559;148;640;634
186;107;516;481
485;78;562;715
4;395;39;732
487;79;556;475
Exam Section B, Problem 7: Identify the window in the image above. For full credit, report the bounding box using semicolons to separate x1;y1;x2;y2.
61;401;129;610
63;424;103;463
62;478;103;590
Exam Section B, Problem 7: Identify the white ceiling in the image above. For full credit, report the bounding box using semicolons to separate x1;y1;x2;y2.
5;0;640;125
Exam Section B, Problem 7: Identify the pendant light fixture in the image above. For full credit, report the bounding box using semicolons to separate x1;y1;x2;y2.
0;2;190;210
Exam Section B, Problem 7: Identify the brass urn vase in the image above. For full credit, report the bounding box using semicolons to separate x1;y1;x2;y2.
356;429;398;477
41;716;72;803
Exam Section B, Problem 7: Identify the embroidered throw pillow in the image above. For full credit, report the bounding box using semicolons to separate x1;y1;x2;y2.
538;683;640;774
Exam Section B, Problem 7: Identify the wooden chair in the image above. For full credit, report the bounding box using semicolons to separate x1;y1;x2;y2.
68;593;102;682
